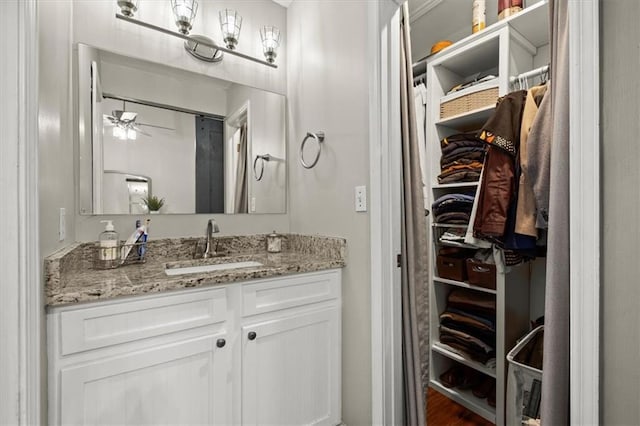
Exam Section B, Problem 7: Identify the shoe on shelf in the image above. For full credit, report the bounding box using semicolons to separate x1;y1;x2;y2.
439;365;464;388
472;376;495;399
487;382;496;408
457;366;483;390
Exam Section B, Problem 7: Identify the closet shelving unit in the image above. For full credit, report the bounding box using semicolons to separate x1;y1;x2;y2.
420;2;549;424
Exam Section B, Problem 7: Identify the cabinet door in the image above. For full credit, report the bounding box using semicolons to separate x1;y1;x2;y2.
59;333;231;426
242;307;341;426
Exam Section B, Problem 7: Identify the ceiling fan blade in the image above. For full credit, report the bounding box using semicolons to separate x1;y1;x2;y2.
137;122;175;131
132;125;152;137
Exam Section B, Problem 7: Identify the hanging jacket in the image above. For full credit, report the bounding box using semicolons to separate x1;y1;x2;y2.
473;90;527;239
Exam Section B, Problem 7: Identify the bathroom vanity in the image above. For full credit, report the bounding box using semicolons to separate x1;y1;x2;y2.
45;234;344;426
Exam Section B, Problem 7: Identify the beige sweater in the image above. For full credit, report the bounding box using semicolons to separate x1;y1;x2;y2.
515;84;548;237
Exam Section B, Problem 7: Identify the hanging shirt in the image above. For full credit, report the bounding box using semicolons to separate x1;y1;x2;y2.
526;84;553;229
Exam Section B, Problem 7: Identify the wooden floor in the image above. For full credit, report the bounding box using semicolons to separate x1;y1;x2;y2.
427;387;494;426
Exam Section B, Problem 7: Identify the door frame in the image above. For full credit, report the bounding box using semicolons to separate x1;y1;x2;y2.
368;0;601;424
0;0;42;424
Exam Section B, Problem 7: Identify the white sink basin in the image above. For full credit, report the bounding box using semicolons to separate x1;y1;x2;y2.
165;261;263;276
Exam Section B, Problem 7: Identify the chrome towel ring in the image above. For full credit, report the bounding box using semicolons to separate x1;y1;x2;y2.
300;131;325;169
253;154;271;181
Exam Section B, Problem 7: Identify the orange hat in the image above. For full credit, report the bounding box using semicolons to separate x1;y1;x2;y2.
430;40;453;55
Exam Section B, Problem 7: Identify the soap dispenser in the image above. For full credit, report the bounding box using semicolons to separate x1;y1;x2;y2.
98;220;120;267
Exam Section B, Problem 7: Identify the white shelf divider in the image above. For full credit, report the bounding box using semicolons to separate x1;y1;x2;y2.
433;276;497;295
430;379;497;423
432;342;497;378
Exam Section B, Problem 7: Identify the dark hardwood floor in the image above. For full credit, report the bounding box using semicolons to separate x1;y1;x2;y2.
427;387;494;426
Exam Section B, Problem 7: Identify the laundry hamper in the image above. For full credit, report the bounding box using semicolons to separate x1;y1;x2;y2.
506;325;544;426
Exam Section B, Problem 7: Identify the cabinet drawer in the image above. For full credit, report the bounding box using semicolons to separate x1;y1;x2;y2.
242;270;340;316
59;288;227;355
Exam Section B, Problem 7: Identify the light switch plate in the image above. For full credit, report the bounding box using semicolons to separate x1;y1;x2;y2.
59;208;66;241
355;186;367;212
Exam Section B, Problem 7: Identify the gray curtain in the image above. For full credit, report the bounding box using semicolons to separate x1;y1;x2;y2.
234;123;248;213
541;0;570;424
400;4;429;425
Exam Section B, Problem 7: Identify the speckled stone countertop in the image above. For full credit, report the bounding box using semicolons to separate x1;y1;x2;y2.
45;234;346;307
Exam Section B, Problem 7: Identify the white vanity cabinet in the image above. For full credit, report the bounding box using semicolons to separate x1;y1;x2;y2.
240;272;342;426
47;269;342;426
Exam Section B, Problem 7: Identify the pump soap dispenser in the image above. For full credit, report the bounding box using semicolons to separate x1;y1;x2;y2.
98;220;120;268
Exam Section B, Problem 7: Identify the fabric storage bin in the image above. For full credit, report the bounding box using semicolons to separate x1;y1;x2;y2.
466;258;497;289
436;255;467;282
440;79;499;119
506;326;544;426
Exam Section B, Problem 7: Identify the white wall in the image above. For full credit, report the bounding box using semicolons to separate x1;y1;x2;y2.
287;2;372;424
39;1;76;259
100;57;229;117
59;0;289;245
601;1;640;423
227;83;286;214
102;99;197;214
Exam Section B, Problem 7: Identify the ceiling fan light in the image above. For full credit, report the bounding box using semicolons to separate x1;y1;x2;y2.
127;129;137;140
113;126;124;139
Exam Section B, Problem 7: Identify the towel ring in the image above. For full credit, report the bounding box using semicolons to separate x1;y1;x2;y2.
300;131;325;169
253;154;271;181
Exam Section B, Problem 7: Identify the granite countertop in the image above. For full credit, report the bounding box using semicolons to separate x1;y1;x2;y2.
45;234;346;307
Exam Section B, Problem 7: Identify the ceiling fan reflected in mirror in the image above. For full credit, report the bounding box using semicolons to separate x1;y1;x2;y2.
103;101;175;140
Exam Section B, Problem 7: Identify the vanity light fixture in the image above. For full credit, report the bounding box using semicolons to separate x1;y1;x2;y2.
260;26;281;64
219;9;242;50
117;0;138;17
171;0;198;35
115;1;278;68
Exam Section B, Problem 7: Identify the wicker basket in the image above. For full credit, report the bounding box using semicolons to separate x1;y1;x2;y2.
440;86;499;119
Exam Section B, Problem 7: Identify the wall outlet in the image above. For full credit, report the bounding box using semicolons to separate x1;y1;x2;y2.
355;186;367;212
59;208;66;241
250;197;256;213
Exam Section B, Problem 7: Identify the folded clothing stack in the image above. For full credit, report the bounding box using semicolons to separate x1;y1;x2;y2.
432;193;475;224
438;133;486;184
439;289;496;364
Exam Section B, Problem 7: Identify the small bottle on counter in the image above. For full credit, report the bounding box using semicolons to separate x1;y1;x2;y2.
266;231;282;253
98;220;120;268
498;0;523;21
472;0;486;34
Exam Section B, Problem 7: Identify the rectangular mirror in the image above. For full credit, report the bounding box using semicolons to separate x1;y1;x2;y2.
77;43;286;215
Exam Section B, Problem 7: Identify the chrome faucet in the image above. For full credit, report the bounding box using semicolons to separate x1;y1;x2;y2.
203;219;220;258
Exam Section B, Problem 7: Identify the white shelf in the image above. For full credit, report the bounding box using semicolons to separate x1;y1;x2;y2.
421;1;549;64
436;105;496;130
430;379;497;423
432;342;497;378
433;276;497;295
508;0;550;48
432;182;479;189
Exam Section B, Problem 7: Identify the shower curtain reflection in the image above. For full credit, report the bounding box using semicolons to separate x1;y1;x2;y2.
234;123;249;213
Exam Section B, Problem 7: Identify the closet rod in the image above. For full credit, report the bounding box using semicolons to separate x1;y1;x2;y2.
509;64;549;85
